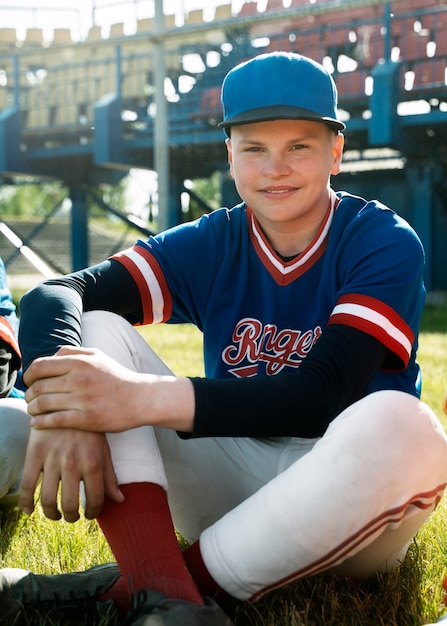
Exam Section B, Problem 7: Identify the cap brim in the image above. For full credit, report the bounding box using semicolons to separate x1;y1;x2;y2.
218;105;345;131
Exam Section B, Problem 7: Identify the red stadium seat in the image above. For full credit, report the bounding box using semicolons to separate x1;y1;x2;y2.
391;16;417;37
398;31;430;61
391;0;439;12
324;26;353;48
192;86;222;122
237;1;259;16
412;60;447;90
434;28;447;56
265;0;285;11
345;5;382;22
267;35;293;53
288;34;326;62
356;25;385;68
336;70;369;101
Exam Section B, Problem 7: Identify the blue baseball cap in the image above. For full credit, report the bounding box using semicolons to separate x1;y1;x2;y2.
218;51;345;133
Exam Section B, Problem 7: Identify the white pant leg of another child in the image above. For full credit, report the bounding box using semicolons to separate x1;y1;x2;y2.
199;390;447;601
80;310;170;491
0;397;30;507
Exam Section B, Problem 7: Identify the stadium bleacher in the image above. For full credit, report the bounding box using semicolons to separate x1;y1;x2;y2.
0;0;446;289
0;0;445;149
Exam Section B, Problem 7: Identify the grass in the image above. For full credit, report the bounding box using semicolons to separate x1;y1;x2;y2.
1;299;447;625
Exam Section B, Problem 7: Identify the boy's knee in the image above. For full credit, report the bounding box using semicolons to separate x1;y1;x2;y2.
374;391;446;446
365;391;447;482
339;390;444;441
328;391;447;478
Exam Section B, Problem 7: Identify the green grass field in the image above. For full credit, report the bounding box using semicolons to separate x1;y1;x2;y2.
1;300;446;625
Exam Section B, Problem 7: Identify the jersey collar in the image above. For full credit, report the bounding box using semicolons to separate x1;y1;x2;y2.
247;190;339;286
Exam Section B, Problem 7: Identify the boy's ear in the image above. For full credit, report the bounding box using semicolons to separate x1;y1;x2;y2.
225;138;234;176
331;133;344;175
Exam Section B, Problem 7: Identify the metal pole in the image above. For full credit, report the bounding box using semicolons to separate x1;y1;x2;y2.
115;44;122;99
153;0;170;232
91;0;96;26
382;2;391;62
13;55;20;108
70;185;89;271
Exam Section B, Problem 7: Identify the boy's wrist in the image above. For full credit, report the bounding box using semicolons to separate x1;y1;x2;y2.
144;375;195;433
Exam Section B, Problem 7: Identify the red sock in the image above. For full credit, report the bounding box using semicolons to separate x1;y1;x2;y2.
183;541;229;601
97;482;204;605
99;576;130;617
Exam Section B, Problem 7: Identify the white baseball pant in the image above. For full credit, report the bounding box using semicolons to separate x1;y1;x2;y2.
81;311;447;601
0;397;30;508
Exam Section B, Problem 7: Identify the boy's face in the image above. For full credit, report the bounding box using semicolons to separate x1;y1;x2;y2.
226;119;344;251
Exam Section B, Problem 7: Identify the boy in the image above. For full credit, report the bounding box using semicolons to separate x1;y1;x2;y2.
3;52;447;626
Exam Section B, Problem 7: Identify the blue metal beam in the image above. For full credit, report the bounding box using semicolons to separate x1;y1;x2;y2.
69;185;89;272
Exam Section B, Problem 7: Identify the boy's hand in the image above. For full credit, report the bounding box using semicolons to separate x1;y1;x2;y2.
24;346;145;433
20;427;124;522
23;345;195;434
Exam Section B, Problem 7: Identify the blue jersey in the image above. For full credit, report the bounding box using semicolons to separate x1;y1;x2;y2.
112;191;425;398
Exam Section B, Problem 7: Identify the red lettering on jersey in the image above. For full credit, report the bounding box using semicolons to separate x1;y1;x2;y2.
222;318;322;377
222;318;263;365
228;364;259;378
